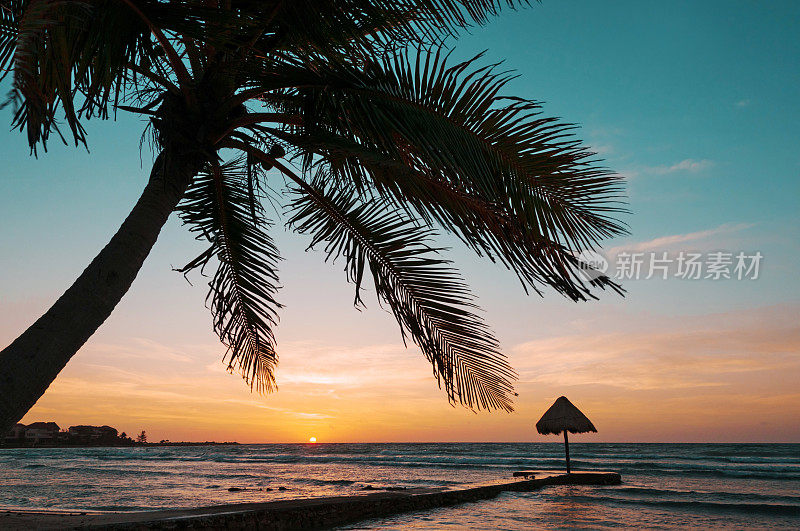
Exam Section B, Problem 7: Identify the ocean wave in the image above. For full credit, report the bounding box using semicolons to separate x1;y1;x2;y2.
14;454;800;481
598;461;800;480
300;478;357;487
197;454;526;469
614;486;800;504
192;451;800;470
561;493;800;517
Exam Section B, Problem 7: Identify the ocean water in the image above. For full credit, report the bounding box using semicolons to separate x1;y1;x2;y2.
1;443;798;529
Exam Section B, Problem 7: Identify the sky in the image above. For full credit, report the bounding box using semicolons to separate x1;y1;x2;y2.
1;0;799;443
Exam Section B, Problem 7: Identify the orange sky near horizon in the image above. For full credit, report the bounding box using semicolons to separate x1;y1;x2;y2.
16;302;800;444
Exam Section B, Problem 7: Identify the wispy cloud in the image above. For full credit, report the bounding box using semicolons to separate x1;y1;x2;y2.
607;222;754;255
650;158;714;175
222;398;335;420
736;99;751;108
590;143;615;155
87;337;194;363
586;126;626;157
512;305;800;391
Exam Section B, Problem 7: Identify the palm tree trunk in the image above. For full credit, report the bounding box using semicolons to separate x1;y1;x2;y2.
0;148;206;435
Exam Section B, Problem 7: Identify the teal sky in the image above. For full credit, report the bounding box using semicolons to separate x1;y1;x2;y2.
1;1;799;442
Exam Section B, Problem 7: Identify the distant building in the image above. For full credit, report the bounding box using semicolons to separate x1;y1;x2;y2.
2;422;127;446
3;423;26;442
24;422;60;443
68;425;118;440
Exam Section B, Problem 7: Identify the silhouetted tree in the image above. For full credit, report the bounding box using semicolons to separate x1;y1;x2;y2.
0;1;626;433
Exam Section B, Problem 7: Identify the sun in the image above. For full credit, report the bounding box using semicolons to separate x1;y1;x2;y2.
309;437;317;443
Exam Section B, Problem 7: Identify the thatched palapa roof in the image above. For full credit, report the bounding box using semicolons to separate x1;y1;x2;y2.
536;396;597;435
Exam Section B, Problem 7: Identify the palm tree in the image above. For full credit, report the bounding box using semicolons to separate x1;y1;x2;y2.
0;0;626;434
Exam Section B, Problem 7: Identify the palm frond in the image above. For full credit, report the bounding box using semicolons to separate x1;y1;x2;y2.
254;49;626;299
286;171;516;411
176;157;282;393
241;1;529;56
3;0;148;149
313;50;625;245
1;0;218;151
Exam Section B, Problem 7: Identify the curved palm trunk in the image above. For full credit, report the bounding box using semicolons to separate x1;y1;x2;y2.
0;148;206;435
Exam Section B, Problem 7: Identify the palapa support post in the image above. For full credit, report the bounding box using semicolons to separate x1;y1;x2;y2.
564;430;570;474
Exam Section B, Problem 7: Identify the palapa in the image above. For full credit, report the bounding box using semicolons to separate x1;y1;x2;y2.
535;396;596;473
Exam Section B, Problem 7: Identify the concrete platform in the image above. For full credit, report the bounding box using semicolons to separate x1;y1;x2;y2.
0;472;621;530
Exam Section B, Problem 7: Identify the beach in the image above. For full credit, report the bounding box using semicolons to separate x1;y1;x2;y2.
1;443;798;528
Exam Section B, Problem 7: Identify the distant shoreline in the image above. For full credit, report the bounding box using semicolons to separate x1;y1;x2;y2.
2;441;796;448
0;441;239;449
